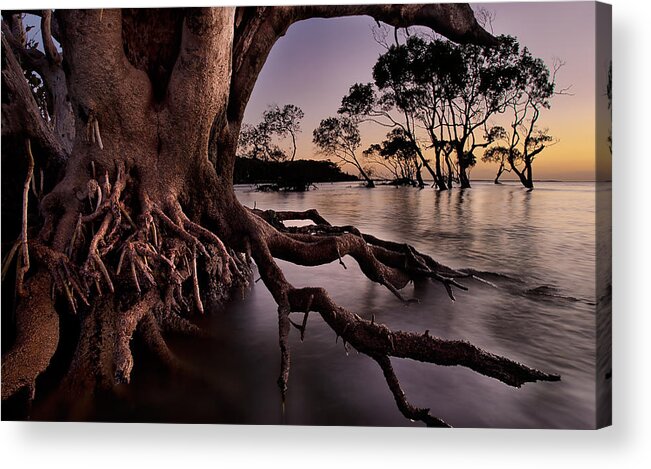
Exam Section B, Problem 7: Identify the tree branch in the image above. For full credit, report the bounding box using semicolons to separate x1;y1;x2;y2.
227;4;494;125
41;10;62;65
1;34;68;161
1;19;47;73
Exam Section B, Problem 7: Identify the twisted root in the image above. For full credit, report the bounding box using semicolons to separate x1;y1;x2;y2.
3;161;559;427
247;207;560;426
3;161;251;408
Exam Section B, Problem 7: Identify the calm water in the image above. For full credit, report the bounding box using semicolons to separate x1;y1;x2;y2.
38;181;605;428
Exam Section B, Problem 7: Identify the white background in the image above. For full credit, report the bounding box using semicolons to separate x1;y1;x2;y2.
1;1;648;467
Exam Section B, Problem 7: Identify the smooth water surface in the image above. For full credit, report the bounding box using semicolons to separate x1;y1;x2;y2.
47;181;602;428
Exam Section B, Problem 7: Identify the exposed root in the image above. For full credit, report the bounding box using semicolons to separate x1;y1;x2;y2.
138;310;232;394
114;291;159;384
3;158;558;426
1;239;21;282
154;307;209;339
85;113;104;150
284;286;559;387
137;310;188;374
16;139;35;297
247;206;560;426
191;245;204;314
277;304;291;400
288;293;313;342
374;355;449;427
252;207;467;301
32;242;88;314
3;160;251;406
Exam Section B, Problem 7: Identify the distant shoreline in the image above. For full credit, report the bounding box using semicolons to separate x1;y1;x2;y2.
232;157;605;186
234;157;358;186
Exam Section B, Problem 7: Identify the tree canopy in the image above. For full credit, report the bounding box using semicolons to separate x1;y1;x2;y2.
238;104;304;161
341;33;561;189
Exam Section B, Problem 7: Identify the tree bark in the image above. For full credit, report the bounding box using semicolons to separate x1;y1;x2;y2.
412;144;440;188
1;6;556;426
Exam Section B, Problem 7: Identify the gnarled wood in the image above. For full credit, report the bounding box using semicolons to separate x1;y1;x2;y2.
1;6;559;426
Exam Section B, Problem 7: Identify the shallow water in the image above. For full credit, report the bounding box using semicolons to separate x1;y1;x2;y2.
226;181;601;428
33;181;605;428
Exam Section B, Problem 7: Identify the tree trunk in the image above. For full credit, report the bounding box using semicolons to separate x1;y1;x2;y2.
524;158;534;189
445;152;454;189
415;164;425;189
433;149;448;190
456;147;471;189
494;163;505;184
290;131;297;161
509;154;534;190
413;146;440;189
459;167;471;188
1;6;557;426
359;166;376;188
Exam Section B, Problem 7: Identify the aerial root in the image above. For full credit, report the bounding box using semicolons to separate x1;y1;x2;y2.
288;293;313;341
28;160;248;320
150;200;250;308
31;243;88;314
191;245;204;314
335;242;347;269
4;158;254;400
16;139;35;297
85;113;104;150
81;160;126;224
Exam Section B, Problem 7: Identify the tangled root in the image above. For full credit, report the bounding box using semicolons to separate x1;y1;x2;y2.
3;160;251;406
3;159;559;427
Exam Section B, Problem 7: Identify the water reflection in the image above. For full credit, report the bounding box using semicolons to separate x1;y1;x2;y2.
33;181;600;428
227;181;598;428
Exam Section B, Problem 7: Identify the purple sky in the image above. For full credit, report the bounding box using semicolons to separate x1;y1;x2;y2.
244;2;602;181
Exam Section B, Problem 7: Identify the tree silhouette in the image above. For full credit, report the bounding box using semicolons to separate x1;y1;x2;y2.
313;116;375;187
497;50;560;189
261;104;304;161
364;128;424;187
238;104;304;161
343;35;524;190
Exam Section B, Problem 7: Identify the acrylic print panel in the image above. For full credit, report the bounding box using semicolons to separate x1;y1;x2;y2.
0;2;611;428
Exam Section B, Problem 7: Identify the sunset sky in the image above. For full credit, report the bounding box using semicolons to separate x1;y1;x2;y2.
244;2;606;181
